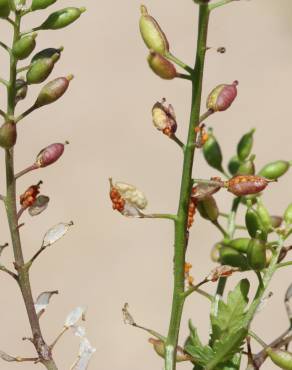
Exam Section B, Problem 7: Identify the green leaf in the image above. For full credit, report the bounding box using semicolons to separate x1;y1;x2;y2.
210;279;250;344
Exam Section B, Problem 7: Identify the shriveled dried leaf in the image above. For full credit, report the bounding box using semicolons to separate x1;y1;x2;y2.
122;303;135;325
29;195;50;216
0;350;16;362
207;265;239;282
73;338;96;370
35;290;58;315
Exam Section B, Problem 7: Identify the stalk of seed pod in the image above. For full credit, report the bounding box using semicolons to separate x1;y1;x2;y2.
147;51;177;80
0;0;10;18
34;75;73;108
207;80;238;112
36;142;68;168
12;33;37;60
31;0;57;11
139;5;169;55
37;7;86;30
225;175;271;196
26;53;59;84
258;160;291;180
0;121;17;149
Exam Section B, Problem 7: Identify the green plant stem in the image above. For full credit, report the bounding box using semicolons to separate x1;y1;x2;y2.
0;77;9;87
15;104;37;123
0;108;7;118
164;4;210;370
166;52;193;74
142;213;177;221
209;0;236;11
249;330;267;348
4;12;58;370
170;135;185;150
0;40;10;52
277;260;292;269
212;220;228;238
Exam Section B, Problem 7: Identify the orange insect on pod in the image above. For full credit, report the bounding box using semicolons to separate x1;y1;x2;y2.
226;175;270;196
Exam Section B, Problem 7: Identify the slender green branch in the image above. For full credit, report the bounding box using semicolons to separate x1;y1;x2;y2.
209;0;237;11
249;330;267;348
227;197;241;238
164;4;210;370
170;135;185;150
177;73;192;81
212;220;228;238
142;213;177;221
0;108;7;119
0;41;11;53
183;278;209;299
277;261;292;269
0;77;9;87
15;105;37;123
17;64;30;73
165;52;193;74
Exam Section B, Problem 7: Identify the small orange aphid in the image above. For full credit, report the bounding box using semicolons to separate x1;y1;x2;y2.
110;187;125;212
188;276;194;286
194;124;208;148
184;262;192;274
20;181;42;208
187;197;197;229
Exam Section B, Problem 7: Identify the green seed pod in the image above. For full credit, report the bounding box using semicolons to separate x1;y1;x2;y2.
197;196;219;222
237;155;255;175
0;0;10;18
203;130;223;172
284;203;292;225
139;5;169;55
237;128;255;161
31;46;63;63
147;51;177;80
39;7;86;30
15;78;28;104
256;198;272;232
228;155;241;176
266;348;292;370
210;243;221;262
219;246;249;270
258;160;291;180
247;238;266;270
270;215;283;228
34;75;73;108
245;205;267;241
31;0;57;11
26;53;59;84
12;33;37;60
227;238;251;253
0;121;17;149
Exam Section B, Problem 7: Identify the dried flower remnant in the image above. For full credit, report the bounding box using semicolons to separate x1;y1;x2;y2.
194;124;209;148
152;98;177;137
109;179;147;217
20;181;42;208
207;80;238;112
42;221;73;247
65;307;86;328
122;303;135;326
34;290;58;316
28;195;50;216
207;265;239;282
225;175;271;196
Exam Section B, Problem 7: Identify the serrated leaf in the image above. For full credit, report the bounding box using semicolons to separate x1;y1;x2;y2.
210;279;250;344
216;353;242;370
184;320;214;366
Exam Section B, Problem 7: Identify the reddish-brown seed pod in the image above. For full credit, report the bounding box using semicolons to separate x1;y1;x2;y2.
147;51;177;80
20;181;42;208
207;80;238;112
36;142;67;168
226;175;270;196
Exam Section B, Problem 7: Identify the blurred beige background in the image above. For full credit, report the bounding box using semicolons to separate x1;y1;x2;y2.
0;0;292;369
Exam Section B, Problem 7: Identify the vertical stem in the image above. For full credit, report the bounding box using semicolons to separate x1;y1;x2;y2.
164;5;210;370
4;12;58;370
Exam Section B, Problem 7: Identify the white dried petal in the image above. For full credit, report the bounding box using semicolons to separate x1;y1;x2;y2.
0;350;16;362
73;326;86;338
121;203;143;218
115;182;147;210
65;307;86;328
73;338;96;370
35;291;58;315
29;195;50;216
42;222;73;247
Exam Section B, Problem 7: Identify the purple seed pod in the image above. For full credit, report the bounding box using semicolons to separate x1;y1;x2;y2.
226;175;270;196
36;142;68;168
207;80;238;112
147;51;177;80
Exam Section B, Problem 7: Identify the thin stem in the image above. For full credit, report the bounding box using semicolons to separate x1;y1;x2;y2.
4;12;58;370
0;77;9;87
183;278;209;299
198;108;213;124
142;213;177;221
27;245;47;267
164;4;210;370
50;327;68;350
212;220;228;238
177;73;192;81
249;330;267;348
277;261;292;269
15;104;37;123
166;52;193;74
0;108;7;118
17;64;30;73
227;197;241;238
170;135;185;150
0;264;18;280
15;163;38;179
0;41;11;53
209;0;236;11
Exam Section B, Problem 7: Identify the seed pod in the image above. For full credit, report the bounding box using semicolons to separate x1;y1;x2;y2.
34;75;73;107
247;238;266;270
226;175;270;197
36;142;67;168
219;246;249;271
147;51;177;80
270;215;283;228
12;33;37;60
148;338;191;362
284;203;292;225
266;348;292;370
245;206;267;241
0;0;10;18
26;53;59;84
227;238;251;253
31;46;63;63
206;81;238;112
139;5;169;55
39;7;86;30
0;121;17;149
237;129;255;161
256;198;272;232
31;0;57;11
258;160;291;180
15;78;28;103
210;243;221;262
237;155;255;176
228;155;241;176
197;195;219;222
203;131;223;172
152;99;177;136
